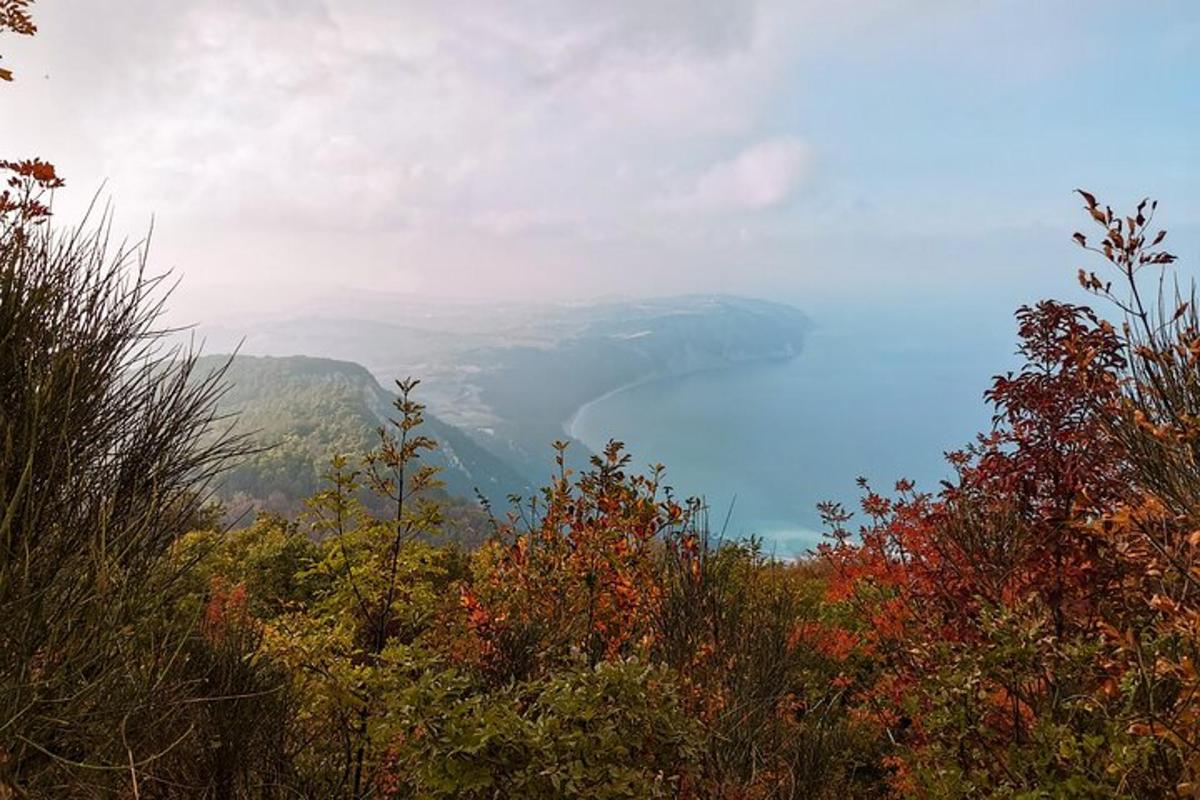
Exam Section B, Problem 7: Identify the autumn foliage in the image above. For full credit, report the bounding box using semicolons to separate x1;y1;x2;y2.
0;0;36;82
0;158;62;222
462;440;690;676
4;58;1200;791
816;192;1200;797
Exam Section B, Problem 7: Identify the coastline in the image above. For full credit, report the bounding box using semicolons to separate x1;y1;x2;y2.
559;358;826;556
561;351;803;444
562;373;664;441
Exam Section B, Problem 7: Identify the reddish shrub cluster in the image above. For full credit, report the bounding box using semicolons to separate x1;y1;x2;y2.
0;158;62;222
202;576;255;644
817;193;1200;796
462;440;690;677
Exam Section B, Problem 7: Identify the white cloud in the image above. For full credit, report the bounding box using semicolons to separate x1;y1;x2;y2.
667;137;812;214
7;0;789;236
4;0;1175;314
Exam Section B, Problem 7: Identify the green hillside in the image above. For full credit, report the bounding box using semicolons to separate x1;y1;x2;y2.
196;354;530;518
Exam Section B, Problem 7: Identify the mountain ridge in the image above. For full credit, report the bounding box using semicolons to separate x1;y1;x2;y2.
195;294;811;481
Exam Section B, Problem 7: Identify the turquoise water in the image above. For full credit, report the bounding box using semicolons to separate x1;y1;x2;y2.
569;319;1009;556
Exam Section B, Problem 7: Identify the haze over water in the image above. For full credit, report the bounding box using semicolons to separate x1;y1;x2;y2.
570;310;1014;555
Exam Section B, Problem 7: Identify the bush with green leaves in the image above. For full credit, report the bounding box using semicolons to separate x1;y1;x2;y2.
374;657;700;799
0;161;279;795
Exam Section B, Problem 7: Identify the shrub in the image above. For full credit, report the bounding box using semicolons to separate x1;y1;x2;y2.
0;160;251;794
375;657;700;799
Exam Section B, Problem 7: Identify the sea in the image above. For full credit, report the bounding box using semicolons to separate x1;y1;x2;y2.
568;313;1014;556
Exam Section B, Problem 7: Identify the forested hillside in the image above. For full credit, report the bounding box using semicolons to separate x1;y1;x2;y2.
196;354;529;521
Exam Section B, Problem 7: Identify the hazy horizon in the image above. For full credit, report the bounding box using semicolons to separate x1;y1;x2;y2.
3;1;1197;326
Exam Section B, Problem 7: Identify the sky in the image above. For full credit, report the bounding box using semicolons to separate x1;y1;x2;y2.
2;1;1198;324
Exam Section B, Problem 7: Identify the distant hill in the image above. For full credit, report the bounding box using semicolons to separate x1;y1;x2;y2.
436;295;813;478
197;295;811;480
195;354;530;523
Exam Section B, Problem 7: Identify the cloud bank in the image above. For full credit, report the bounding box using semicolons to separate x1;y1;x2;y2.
1;1;1195;315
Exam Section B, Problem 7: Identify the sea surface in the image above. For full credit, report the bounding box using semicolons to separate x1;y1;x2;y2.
568;315;1013;556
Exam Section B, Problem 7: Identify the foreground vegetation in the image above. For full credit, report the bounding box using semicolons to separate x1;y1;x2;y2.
5;154;1200;798
3;9;1200;780
5;4;1200;798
